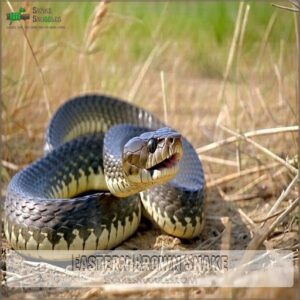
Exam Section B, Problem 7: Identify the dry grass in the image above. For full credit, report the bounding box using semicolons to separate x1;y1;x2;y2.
1;1;299;299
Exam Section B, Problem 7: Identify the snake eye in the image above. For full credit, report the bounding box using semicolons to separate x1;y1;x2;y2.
147;138;157;153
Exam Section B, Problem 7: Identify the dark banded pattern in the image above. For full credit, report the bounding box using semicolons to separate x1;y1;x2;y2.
5;94;206;258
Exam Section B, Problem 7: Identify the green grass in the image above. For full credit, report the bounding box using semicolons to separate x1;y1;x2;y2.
35;1;296;78
57;1;295;78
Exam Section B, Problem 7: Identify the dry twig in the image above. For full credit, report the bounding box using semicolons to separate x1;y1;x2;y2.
6;1;52;117
253;208;286;223
218;1;245;102
247;197;300;250
1;160;20;171
207;162;279;188
261;172;299;227
221;217;232;250
219;125;298;175
160;71;168;124
199;154;237;167
197;125;298;153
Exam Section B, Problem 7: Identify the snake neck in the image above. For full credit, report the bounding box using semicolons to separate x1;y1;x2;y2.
103;124;152;197
103;152;138;197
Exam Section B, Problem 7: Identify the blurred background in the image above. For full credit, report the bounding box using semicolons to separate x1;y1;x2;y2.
1;1;299;299
2;1;297;164
2;1;297;161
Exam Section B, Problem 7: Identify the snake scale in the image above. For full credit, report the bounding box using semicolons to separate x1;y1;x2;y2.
4;94;206;257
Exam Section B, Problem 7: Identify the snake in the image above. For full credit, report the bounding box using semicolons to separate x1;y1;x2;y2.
4;94;206;257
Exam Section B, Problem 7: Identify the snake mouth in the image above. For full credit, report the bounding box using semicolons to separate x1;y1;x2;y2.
147;153;181;176
122;128;184;186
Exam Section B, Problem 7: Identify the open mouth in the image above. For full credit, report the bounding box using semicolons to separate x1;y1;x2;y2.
147;153;180;175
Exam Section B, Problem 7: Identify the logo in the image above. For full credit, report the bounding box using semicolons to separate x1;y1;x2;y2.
6;6;64;30
6;7;30;25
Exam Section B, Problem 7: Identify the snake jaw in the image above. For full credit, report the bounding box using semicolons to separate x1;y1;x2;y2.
146;151;182;180
123;128;183;185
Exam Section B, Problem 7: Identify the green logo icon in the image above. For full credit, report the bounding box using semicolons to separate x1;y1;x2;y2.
6;7;30;24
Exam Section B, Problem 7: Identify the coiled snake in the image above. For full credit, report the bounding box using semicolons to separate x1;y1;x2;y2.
4;95;205;257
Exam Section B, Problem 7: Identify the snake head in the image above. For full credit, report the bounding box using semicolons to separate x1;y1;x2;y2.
122;127;183;185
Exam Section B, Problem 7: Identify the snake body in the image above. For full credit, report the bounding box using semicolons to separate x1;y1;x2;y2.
4;95;205;256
